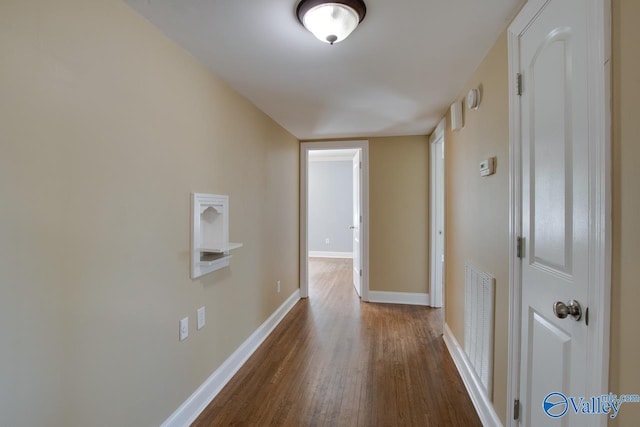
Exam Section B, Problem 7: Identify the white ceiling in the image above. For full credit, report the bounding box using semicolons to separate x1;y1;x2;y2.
123;0;523;140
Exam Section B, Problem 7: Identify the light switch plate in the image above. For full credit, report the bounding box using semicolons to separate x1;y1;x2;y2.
180;317;189;341
197;307;205;330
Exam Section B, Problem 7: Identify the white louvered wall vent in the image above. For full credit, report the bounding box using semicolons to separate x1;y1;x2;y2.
464;262;495;397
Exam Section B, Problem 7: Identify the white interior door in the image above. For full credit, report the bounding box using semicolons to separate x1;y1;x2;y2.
352;150;361;296
517;0;592;424
430;135;444;308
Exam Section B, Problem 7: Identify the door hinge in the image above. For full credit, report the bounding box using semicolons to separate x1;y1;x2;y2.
360;215;363;223
516;236;524;259
359;269;362;277
514;399;520;420
517;73;523;96
359;161;362;169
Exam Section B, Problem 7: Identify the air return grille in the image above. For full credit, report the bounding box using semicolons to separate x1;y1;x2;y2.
464;262;495;396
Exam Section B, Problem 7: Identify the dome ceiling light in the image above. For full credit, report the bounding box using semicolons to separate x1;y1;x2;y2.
296;0;367;45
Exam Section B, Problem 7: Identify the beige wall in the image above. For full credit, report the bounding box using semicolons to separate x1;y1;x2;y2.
369;136;430;294
610;0;640;425
444;31;510;424
0;1;299;426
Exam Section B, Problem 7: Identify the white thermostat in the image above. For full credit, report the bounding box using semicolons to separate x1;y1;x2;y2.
480;157;495;176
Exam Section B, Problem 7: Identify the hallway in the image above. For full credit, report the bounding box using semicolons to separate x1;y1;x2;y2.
193;258;481;426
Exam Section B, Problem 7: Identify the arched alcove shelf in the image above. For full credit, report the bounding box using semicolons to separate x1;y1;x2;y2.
191;193;242;279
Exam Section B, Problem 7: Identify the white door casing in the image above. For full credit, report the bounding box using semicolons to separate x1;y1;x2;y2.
300;141;370;301
507;0;611;426
352;150;362;297
430;119;446;308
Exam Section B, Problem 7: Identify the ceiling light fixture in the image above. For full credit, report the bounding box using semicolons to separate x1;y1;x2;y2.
296;0;367;45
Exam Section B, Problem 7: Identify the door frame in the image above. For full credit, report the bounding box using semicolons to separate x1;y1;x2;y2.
506;0;611;425
300;140;370;301
429;118;446;308
351;149;362;296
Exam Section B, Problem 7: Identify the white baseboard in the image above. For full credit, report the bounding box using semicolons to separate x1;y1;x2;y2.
443;323;503;427
367;291;430;306
161;289;301;427
308;251;353;259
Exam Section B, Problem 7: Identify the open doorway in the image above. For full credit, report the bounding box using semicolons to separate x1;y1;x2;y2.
300;141;369;301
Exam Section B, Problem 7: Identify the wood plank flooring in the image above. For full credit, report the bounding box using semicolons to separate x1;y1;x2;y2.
192;258;481;426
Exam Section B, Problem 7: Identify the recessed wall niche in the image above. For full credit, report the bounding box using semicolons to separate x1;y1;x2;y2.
191;193;242;279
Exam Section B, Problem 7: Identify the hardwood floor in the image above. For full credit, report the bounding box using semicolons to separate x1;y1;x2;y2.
192;258;481;426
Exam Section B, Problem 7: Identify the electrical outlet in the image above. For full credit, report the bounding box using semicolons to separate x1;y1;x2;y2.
197;306;205;330
179;317;189;341
325;238;330;244
277;280;281;293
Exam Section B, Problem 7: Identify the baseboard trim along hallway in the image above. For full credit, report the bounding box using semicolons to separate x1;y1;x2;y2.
161;289;301;427
308;251;354;259
368;291;430;306
443;323;503;427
